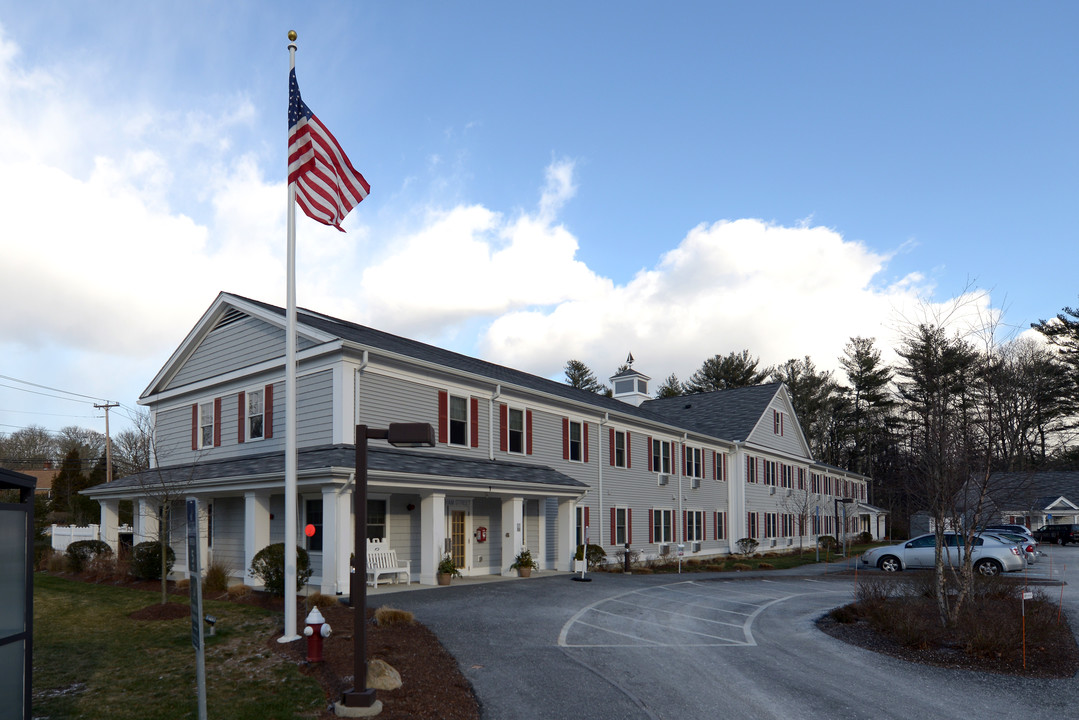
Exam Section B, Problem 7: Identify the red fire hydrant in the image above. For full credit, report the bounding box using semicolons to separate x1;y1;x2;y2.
303;606;332;662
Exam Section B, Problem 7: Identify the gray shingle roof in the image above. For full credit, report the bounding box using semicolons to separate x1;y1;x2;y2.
983;471;1079;511
639;383;783;443
85;443;585;496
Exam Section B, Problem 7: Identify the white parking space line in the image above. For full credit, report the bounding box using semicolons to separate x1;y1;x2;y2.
558;579;820;649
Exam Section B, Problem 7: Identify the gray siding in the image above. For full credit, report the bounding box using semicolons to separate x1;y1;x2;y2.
152;370;335;466
167;316;314;390
211;497;245;577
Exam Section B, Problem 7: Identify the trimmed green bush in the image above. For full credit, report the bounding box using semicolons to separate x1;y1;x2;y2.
735;537;759;556
817;535;838;552
249;543;313;596
66;540;113;573
574;543;607;568
857;531;873;544
131;541;176;580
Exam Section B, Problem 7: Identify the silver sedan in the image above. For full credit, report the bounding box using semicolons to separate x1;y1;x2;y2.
861;532;1026;575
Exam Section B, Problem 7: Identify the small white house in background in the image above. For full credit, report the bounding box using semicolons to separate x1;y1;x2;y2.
84;292;879;592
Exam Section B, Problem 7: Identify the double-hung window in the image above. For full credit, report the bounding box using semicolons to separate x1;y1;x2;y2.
614;507;628;545
747;512;760;539
651;508;673;543
198;401;215;448
568;420;583;462
366;499;387;541
764;460;777;486
651;439;671;474
714;511;727;540
449;395;468;446
765;512;778;539
612;429;627;468
246;388;265;440
305;498;323;552
686;510;703;542
746;456;758;483
508;407;525;454
781;464;793;488
685;447;703;478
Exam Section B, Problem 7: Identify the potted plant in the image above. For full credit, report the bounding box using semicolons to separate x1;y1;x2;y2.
510;548;539;578
437;554;461;585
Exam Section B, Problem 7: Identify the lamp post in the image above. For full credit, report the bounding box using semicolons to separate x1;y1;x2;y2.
341;423;434;714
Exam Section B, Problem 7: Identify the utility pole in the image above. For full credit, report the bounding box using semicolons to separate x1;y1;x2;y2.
94;402;120;483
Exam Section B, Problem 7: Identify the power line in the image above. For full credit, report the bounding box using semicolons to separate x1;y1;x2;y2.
0;374;112;403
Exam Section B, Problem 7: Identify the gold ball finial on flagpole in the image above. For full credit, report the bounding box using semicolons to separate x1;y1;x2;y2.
288;30;297;41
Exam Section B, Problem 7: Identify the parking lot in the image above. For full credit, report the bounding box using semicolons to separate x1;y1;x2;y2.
387;551;1079;719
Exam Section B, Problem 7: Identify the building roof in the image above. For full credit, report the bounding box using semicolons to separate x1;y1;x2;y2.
0;466;36;490
640;383;784;443
84;443;586;497
983;470;1079;512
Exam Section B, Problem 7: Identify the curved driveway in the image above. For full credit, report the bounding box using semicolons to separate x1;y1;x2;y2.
385;552;1079;720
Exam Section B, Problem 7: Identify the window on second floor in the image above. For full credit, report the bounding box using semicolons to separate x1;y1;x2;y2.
196;399;219;449
246;388;265;441
611;429;628;468
508;407;525;454
651;439;671;474
564;419;586;462
685;447;703;478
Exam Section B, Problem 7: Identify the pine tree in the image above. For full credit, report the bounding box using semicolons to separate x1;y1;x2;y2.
685;350;772;393
564;359;608;394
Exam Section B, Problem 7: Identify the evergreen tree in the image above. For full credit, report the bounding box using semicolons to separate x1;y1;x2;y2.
563;359;608;394
654;373;684;398
685;350;772;393
839;337;895;485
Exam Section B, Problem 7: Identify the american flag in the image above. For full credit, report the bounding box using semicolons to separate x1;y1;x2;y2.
288;69;369;231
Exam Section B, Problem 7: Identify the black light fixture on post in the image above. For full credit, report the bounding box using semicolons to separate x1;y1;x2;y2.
339;423;434;715
834;497;853;557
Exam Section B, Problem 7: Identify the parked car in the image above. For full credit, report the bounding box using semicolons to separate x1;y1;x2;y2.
1032;524;1079;545
984;523;1033;536
983;531;1038;564
860;532;1025;575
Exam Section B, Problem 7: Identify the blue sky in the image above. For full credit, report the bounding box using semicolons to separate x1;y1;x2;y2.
1;2;1076;442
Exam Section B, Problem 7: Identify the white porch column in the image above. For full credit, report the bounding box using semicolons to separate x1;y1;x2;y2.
137;498;159;545
419;492;446;585
537;499;549;570
99;499;120;553
555;497;577;571
244;491;271;587
320;487;350;595
501;496;524;575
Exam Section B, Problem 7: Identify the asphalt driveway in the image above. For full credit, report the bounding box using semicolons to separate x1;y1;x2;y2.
385;555;1079;720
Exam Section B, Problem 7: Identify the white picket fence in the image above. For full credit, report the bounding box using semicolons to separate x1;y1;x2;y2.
50;524;135;552
50;524;100;552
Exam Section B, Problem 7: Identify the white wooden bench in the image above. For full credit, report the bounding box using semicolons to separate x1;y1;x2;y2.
366;539;410;588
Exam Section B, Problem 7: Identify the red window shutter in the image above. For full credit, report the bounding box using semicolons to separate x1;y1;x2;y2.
712;451;717;479
683;510;687;541
702;512;706;542
213;398;222;447
499;403;508;452
583;422;589;463
191;404;198;450
562;418;569;460
609;428;615;466
627;508;632;545
526;410;533;455
626;432;631;469
237;392;246;443
702;449;707;480
584;507;590;541
470;398;479;447
264;384;274;439
438;391;448;444
646;436;653;471
714;512;718;540
648;509;654;543
610;507;616;545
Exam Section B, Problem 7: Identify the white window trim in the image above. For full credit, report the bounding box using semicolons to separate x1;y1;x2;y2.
685;446;703;479
653;507;673;544
244;386;266;443
686;509;704;543
447;393;470;447
614;506;628;546
506;405;526;455
613;429;628;469
652;439;672;474
567;419;584;463
197;399;215;449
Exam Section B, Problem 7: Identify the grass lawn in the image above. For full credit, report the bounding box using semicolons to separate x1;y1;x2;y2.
33;574;325;720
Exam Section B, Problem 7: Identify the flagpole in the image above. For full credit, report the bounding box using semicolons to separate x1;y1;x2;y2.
279;29;300;644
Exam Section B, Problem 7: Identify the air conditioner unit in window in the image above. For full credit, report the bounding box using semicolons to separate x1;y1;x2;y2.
786;488;792;496
658;474;669;486
770;539;777;547
691;477;700;489
787;538;793;546
769;486;776;495
691;541;701;553
659;543;670;556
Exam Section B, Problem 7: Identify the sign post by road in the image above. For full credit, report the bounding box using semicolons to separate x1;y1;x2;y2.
187;498;208;720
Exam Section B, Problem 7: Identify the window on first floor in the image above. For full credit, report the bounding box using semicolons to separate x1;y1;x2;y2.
652;508;673;543
367;499;387;541
781;513;794;537
747;512;759;539
305;498;323;552
714;511;727;540
764;512;778;538
685;510;703;542
614;507;629;546
576;506;591;546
